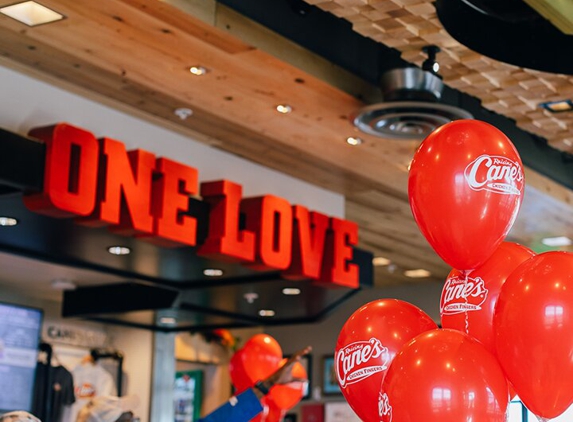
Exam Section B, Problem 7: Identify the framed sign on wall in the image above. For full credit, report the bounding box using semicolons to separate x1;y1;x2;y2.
174;370;203;422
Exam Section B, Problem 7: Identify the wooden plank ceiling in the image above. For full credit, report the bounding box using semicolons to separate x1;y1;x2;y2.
0;0;572;288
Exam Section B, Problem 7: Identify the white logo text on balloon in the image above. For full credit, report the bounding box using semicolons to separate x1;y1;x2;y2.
464;155;523;195
336;338;389;387
441;275;488;315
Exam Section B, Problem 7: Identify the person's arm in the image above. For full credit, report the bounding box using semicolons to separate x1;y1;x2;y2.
252;345;312;400
198;389;263;422
198;346;312;422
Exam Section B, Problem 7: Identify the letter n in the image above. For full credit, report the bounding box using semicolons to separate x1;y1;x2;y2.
79;138;154;236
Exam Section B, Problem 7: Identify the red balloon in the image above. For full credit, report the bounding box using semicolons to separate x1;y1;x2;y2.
269;359;307;410
494;251;573;419
229;348;252;392
335;299;437;422
242;334;283;384
408;119;524;271
380;329;508;422
440;241;534;355
229;334;283;393
264;400;286;422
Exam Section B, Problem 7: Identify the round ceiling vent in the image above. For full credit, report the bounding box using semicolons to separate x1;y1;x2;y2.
352;66;473;140
352;101;473;140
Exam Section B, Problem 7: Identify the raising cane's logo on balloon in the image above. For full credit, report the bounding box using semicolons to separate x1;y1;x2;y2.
440;275;488;315
336;338;389;388
464;155;523;195
379;392;392;422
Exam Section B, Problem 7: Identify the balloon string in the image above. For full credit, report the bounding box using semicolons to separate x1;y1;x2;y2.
464;270;469;335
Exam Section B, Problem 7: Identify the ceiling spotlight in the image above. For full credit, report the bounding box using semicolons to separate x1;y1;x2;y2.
174;107;193;120
51;279;77;291
541;236;572;247
346;137;363;146
282;287;301;295
404;269;432;278
189;66;207;76
0;1;64;27
203;268;224;277
0;217;18;226
258;309;275;317
372;256;391;266
159;316;177;326
421;45;441;77
276;104;293;114
107;246;131;256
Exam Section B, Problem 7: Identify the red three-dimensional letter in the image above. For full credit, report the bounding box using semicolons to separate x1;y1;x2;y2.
24;123;99;217
197;180;255;263
139;158;198;247
319;218;359;288
282;205;329;280
80;138;155;236
243;195;293;271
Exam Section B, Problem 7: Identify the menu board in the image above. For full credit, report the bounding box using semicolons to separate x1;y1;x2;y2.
0;302;43;413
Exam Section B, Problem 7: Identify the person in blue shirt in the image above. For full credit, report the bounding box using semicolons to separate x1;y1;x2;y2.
199;346;312;422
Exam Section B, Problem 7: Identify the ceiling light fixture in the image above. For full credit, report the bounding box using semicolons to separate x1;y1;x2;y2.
107;246;131;256
404;269;432;278
0;1;64;26
372;256;391;266
346;137;363;146
51;279;77;291
158;316;177;326
539;99;573;113
541;236;572;247
189;66;207;76
0;217;18;226
276;104;292;114
282;287;301;295
258;309;275;317
243;292;259;304
203;268;224;277
174;107;193;120
421;45;441;76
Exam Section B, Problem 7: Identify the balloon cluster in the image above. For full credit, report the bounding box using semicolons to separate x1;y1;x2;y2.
336;120;573;422
229;334;307;422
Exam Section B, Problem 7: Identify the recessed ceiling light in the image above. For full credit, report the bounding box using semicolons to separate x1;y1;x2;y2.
346;137;363;146
189;66;207;76
404;269;431;278
541;236;572;247
372;256;391;266
0;217;18;226
258;309;275;317
51;279;77;291
276;104;292;114
539;99;573;113
174;107;193;120
282;287;301;295
203;268;224;277
0;1;64;27
107;246;131;256
159;316;177;326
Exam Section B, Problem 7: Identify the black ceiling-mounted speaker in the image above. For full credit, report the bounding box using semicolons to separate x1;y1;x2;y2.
351;67;473;140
